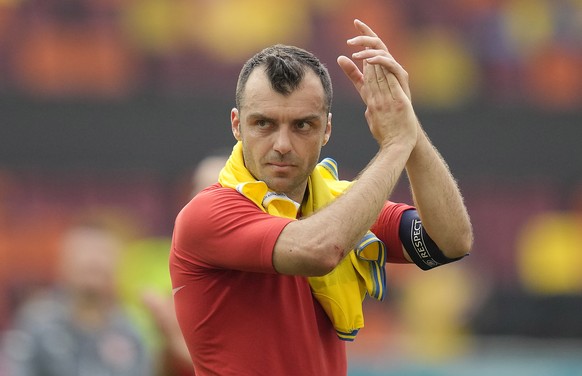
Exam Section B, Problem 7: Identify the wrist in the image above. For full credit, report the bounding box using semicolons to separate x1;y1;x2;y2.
406;129;432;168
378;140;415;160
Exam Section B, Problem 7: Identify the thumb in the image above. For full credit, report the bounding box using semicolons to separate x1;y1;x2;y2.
337;56;364;93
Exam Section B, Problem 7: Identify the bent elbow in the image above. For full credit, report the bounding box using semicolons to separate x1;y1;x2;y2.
460;227;475;255
444;231;473;259
309;243;347;276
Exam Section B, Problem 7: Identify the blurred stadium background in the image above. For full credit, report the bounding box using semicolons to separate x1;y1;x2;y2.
1;0;582;374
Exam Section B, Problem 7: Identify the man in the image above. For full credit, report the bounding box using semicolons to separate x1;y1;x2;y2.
170;19;473;375
3;219;152;376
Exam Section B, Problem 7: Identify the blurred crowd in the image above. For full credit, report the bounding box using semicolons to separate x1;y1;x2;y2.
0;0;581;109
0;155;230;375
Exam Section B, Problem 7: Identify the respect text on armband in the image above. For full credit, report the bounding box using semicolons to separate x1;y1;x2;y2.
411;219;439;268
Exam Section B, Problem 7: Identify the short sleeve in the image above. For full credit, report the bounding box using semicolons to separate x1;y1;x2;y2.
171;185;293;274
370;201;415;264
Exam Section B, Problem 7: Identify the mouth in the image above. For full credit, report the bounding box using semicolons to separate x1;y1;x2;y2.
266;162;295;172
268;162;293;167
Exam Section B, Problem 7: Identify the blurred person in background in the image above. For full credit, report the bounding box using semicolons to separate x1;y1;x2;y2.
2;218;152;376
117;236;195;376
126;152;230;376
155;151;228;374
170;19;473;375
141;291;193;376
190;151;230;198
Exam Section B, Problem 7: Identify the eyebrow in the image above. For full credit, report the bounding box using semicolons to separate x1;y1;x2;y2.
246;112;323;124
295;114;323;123
246;112;276;122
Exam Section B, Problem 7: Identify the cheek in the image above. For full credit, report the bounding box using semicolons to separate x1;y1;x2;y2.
241;143;260;171
299;140;324;164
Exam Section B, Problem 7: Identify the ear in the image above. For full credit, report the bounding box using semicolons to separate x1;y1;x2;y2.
231;108;242;141
323;112;332;146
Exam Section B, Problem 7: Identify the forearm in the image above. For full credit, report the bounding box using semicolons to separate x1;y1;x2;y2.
405;127;473;257
273;143;413;276
276;19;424;276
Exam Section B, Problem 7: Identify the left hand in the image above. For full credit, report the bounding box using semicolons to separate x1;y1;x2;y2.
337;19;417;150
338;19;411;101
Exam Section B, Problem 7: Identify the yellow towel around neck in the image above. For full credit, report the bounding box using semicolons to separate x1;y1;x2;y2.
218;142;387;341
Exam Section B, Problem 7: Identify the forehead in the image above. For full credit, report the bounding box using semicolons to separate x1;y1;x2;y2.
240;68;327;114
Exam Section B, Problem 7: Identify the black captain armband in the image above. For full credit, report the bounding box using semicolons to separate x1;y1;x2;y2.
399;209;465;271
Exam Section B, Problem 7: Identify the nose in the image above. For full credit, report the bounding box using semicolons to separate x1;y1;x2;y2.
273;126;293;155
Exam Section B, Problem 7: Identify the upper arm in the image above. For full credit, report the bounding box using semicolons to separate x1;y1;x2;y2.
371;201;415;264
172;187;293;273
372;202;467;270
398;208;467;270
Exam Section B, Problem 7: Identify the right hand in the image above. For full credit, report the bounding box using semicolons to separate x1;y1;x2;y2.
337;19;418;151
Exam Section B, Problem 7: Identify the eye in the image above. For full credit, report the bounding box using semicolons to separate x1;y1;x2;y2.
296;121;312;130
255;119;271;129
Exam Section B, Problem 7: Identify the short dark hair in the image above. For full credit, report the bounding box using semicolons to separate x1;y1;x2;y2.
235;44;333;113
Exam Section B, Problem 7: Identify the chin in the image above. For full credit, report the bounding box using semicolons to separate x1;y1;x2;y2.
263;179;290;193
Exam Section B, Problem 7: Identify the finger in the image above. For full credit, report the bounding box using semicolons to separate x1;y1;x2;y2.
352;48;389;61
364;55;405;76
373;63;407;102
352;19;388;53
337;55;364;93
368;67;404;103
366;55;411;100
390;70;411;101
347;36;388;53
383;65;411;101
356;52;386;99
363;53;377;88
355;50;400;94
354;19;378;37
372;63;394;99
